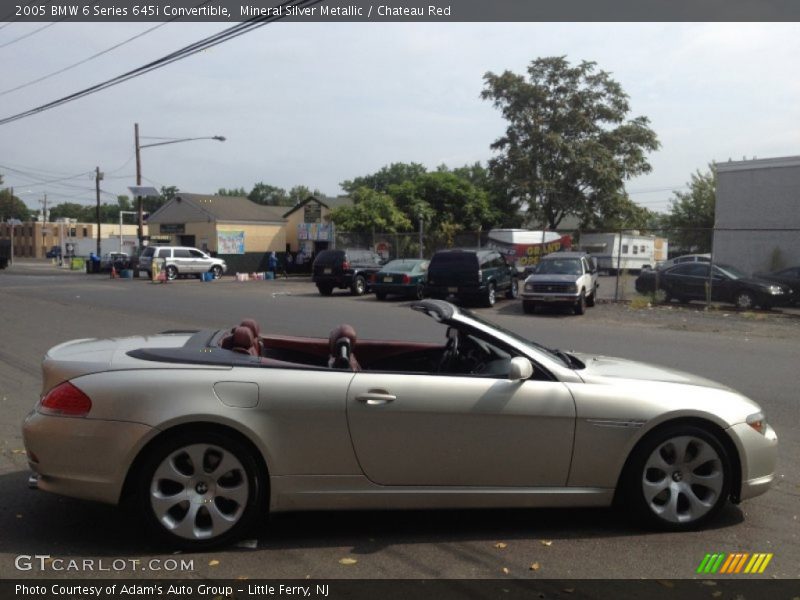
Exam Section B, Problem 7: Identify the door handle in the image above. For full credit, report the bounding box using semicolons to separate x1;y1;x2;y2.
356;390;396;405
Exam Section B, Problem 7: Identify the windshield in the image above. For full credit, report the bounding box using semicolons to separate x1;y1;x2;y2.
459;308;571;367
533;258;582;275
716;265;747;279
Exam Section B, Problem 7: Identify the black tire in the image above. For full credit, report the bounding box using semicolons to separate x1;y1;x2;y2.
351;276;366;296
317;284;333;296
165;265;178;281
622;424;731;531
735;290;756;310
135;429;266;550
522;300;536;314
375;291;387;301
413;284;425;301
586;285;596;307
574;291;586;315
483;283;497;308
211;265;223;280
505;278;519;300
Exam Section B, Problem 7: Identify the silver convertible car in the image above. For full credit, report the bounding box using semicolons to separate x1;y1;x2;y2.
23;300;777;549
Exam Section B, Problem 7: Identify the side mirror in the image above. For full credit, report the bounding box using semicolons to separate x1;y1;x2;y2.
508;356;534;381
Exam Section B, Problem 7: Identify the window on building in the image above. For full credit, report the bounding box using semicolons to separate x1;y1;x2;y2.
82;227;88;237
632;246;638;255
621;244;629;253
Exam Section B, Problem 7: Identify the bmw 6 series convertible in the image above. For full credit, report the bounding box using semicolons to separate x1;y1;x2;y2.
23;300;777;549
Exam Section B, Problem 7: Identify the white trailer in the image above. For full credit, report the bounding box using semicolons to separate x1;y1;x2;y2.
578;232;668;272
66;236;138;258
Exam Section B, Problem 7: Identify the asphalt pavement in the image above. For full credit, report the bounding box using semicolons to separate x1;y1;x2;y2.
0;263;798;581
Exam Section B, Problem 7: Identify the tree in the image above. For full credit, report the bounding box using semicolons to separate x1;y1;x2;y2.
116;195;132;211
0;188;31;221
580;193;658;231
482;56;660;229
287;185;323;206
216;187;247;197
248;182;289;206
442;162;524;228
329;187;411;233
341;162;428;194
48;202;87;221
389;172;496;236
664;165;716;252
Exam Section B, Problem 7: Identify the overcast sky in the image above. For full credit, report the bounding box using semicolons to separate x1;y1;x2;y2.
1;22;798;214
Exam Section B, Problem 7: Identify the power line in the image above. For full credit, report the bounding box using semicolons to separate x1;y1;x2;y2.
0;0;54;32
0;20;61;50
0;0;323;127
0;2;214;98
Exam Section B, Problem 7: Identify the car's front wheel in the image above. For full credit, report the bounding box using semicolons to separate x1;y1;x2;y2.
574;291;586;315
586;285;596;307
735;290;756;310
351;276;366;296
483;283;497;307
624;424;731;531
505;278;519;300
137;430;265;550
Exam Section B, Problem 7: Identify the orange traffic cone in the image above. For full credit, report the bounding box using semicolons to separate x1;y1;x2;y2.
110;266;117;279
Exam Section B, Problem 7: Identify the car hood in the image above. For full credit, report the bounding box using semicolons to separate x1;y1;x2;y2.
525;274;579;283
738;276;790;291
571;352;732;391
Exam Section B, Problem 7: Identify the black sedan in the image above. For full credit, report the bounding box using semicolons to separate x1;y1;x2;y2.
753;266;800;305
370;259;429;300
635;262;792;310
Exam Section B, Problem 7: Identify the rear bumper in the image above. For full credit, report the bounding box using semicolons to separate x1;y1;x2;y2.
313;275;352;288
22;411;155;505
425;284;487;298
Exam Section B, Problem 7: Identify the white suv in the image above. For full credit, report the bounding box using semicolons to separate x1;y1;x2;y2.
521;252;599;315
138;246;227;280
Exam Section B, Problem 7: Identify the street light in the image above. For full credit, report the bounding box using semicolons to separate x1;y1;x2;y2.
134;122;226;252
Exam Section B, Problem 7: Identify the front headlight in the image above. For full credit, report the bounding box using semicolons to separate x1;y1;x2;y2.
746;412;767;435
566;284;578;293
766;285;784;295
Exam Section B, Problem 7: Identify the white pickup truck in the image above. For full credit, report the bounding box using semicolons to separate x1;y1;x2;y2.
521;252;599;315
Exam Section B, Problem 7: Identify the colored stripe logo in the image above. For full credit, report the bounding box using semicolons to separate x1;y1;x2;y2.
697;553;773;574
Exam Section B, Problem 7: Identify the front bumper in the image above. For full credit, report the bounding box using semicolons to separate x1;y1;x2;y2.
728;422;778;501
22;411;155;505
521;292;580;304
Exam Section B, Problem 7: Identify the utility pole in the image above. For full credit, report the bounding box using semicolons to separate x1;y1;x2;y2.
38;193;47;258
95;166;104;255
135;122;143;253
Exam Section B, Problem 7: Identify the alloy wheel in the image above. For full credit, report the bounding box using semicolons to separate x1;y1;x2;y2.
150;444;249;541
641;435;724;524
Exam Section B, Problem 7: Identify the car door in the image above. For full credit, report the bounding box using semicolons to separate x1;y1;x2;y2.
346;363;576;487
190;249;212;273
171;248;194;274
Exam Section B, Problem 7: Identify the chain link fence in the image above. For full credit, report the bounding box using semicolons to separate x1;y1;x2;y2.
335;226;800;308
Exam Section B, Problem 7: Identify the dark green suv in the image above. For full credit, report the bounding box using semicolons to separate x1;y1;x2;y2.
424;249;519;307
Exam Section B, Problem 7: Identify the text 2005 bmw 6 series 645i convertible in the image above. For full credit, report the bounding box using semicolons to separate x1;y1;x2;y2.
23;300;777;549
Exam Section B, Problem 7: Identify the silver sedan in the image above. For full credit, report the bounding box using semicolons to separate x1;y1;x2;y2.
22;300;777;549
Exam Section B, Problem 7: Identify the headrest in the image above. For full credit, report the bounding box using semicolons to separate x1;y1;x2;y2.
240;318;260;339
329;324;357;353
232;326;255;353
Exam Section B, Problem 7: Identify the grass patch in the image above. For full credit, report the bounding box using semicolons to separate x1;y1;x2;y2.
629;295;652;310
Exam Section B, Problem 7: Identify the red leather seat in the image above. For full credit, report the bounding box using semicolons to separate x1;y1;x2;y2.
231;326;259;356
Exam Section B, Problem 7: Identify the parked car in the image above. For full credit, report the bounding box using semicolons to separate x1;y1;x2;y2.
312;248;384;296
424;249;518;307
101;252;130;272
635;262;792;309
655;253;711;271
22;300;777;549
753;266;800;305
138;246;226;280
45;245;62;259
521;252;599;315
370;258;429;300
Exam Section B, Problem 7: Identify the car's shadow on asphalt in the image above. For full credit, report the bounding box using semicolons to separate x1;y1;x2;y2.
494;303;576;318
0;470;745;556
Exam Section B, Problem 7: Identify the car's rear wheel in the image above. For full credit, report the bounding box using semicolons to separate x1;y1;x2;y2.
137;431;265;550
211;265;223;279
522;300;536;314
317;284;333;296
574;291;586;315
735;290;756;310
165;265;178;281
624;424;731;531
351;276;366;296
483;283;497;307
413;284;425;300
586;285;596;307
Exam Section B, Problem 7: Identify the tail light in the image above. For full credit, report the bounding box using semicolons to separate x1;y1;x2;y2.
342;261;350;271
402;274;410;284
40;382;92;417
